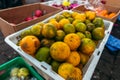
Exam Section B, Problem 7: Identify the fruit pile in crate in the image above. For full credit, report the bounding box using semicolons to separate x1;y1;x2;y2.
16;10;105;80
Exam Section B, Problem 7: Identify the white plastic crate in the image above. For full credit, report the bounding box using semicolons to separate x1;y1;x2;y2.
5;10;113;80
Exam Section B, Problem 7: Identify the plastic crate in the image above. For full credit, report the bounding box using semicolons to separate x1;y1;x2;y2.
0;57;44;80
4;10;114;80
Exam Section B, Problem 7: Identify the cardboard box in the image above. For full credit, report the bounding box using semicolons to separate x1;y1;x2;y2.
0;3;62;37
72;5;120;22
106;0;120;8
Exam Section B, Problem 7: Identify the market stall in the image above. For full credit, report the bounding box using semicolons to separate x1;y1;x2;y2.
0;0;120;80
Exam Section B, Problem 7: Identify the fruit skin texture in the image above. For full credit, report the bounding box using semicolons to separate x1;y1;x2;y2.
49;20;60;30
76;32;86;39
20;29;33;38
79;38;96;55
86;23;95;32
108;13;116;18
75;13;86;22
31;24;42;36
41;38;55;47
55;14;65;22
92;27;105;40
66;51;80;66
64;33;81;51
85;11;96;20
75;22;87;33
67;67;82;80
55;30;65;41
72;19;81;26
35;47;50;62
51;60;61;73
84;31;92;39
72;12;79;18
58;63;74;79
59;18;70;29
19;35;40;56
50;42;70;62
93;17;104;27
63;23;75;34
79;52;89;66
62;12;72;18
42;23;57;39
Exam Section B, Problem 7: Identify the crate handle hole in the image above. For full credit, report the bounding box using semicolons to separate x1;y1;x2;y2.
97;51;100;56
41;65;47;70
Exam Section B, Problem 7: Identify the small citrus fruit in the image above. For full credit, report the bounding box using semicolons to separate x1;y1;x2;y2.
55;30;65;41
75;22;87;33
64;33;81;50
63;23;75;34
50;42;70;62
58;63;74;79
66;51;80;66
59;18;70;29
75;13;86;22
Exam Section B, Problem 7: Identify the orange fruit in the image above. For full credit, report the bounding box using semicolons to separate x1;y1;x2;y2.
55;14;65;22
79;38;96;55
63;23;75;34
75;22;87;33
67;67;82;80
108;13;116;18
85;11;96;20
71;12;79;18
92;27;105;40
48;18;56;22
58;63;74;79
59;18;70;29
99;9;108;16
49;20;60;30
104;14;109;18
72;19;81;26
50;42;70;62
64;33;81;50
66;51;80;66
74;13;86;22
42;23;57;39
55;30;65;41
19;35;40;56
79;52;89;65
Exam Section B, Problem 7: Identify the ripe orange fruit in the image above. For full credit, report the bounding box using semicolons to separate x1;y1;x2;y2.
58;63;74;79
99;10;108;16
108;13;116;18
64;33;81;50
50;42;70;62
49;20;60;30
66;51;80;66
59;18;70;29
74;13;86;22
19;35;40;56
